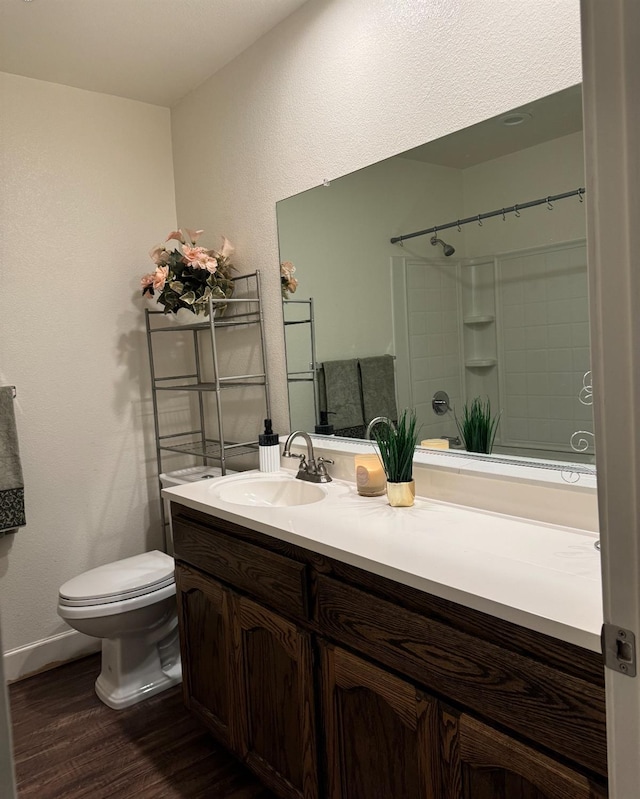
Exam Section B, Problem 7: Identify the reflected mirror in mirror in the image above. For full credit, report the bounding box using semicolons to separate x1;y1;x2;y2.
277;85;594;467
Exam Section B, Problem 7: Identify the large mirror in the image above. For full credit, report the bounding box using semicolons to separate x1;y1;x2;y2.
277;85;595;467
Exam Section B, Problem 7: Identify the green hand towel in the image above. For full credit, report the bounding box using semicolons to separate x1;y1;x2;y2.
321;359;364;431
0;387;25;534
359;355;398;425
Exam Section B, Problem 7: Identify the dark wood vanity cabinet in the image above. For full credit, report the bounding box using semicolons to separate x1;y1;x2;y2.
175;562;317;799
447;712;607;799
233;594;318;799
175;563;239;751
321;642;440;799
172;506;608;799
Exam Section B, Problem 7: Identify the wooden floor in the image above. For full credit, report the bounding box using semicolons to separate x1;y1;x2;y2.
9;654;275;799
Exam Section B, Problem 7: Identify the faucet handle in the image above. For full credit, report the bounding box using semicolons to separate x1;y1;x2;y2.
282;450;304;459
316;457;334;481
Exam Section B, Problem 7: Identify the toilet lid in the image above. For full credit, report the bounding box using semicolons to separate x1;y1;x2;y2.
59;550;175;606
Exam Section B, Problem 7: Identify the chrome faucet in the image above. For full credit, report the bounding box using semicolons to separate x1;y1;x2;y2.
282;431;333;483
365;416;396;440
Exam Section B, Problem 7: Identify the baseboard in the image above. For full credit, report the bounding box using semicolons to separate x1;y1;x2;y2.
3;629;101;683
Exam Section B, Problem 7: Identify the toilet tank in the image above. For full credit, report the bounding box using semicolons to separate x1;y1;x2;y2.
160;466;235;553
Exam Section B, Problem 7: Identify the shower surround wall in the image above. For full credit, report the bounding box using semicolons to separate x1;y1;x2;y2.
398;241;591;461
497;242;591;459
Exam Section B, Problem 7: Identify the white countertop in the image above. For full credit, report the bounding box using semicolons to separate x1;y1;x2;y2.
163;470;603;652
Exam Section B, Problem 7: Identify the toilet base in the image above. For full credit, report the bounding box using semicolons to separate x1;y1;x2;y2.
94;627;182;710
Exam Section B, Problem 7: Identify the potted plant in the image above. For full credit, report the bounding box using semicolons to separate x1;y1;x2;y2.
372;409;419;507
455;397;501;454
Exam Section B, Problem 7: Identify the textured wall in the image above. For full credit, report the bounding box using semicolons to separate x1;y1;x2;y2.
0;73;177;654
170;0;583;435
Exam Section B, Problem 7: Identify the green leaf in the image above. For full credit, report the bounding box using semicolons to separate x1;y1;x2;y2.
455;397;501;454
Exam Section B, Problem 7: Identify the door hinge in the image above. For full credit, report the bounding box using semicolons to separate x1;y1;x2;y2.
601;624;637;677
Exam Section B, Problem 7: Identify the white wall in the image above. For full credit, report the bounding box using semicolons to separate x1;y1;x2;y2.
0;73;177;670
462;132;586;256
278;158;462;364
277;157;463;430
170;0;583;437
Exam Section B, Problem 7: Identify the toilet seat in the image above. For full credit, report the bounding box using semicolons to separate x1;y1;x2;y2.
59;550;175;609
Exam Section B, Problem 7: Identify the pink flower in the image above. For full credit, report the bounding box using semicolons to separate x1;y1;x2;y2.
141;273;155;290
183;245;218;273
185;228;204;244
280;261;296;279
149;244;169;265
152;265;169;292
287;277;298;294
165;229;185;244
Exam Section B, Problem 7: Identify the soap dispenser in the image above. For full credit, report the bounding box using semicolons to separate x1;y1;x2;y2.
258;419;280;473
314;411;335;436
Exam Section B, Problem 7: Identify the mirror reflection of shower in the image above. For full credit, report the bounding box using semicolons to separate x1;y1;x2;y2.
276;85;594;467
430;235;455;256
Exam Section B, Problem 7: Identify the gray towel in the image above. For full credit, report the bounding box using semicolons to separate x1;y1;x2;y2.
359;356;398;424
320;359;364;430
0;387;25;534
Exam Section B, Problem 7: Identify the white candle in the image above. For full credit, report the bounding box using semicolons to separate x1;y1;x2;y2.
420;438;450;450
354;454;386;497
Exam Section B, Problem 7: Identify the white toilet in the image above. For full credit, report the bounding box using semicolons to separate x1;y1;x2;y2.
57;550;182;710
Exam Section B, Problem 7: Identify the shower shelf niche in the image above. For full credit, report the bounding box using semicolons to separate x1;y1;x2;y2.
463;314;495;325
465;358;497;368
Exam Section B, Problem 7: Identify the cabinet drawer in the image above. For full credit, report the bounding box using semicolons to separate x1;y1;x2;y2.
315;575;607;778
173;517;308;619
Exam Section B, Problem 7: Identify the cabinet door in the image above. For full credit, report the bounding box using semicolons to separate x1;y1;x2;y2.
445;711;607;799
233;594;318;799
174;564;240;752
321;642;439;799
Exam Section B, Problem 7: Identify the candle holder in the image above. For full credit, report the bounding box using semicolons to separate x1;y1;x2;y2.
354;454;386;497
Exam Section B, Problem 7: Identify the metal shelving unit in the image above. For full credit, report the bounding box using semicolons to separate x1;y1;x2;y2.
283;297;318;426
145;271;270;546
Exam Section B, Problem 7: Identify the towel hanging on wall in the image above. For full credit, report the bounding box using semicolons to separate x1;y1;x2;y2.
359;355;398;424
0;386;26;534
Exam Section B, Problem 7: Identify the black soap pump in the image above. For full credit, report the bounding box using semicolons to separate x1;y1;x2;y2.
314;411;335;436
258;419;280;473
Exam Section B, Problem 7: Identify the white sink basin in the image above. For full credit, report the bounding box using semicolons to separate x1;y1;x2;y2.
216;475;327;507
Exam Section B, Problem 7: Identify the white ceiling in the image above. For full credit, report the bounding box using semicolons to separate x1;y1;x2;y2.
399;85;583;169
0;0;309;106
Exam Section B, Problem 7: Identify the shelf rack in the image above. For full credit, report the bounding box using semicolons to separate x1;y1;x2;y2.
283;297;319;427
145;271;270;548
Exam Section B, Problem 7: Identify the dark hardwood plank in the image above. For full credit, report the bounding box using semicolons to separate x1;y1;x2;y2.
10;655;275;799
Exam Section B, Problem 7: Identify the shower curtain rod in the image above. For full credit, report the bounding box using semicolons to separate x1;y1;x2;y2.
390;187;586;245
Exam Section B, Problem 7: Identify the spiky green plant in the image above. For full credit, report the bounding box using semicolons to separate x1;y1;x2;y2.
455;397;501;454
373;410;419;483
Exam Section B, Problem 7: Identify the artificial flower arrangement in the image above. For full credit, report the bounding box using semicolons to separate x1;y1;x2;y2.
141;228;236;316
280;261;298;299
